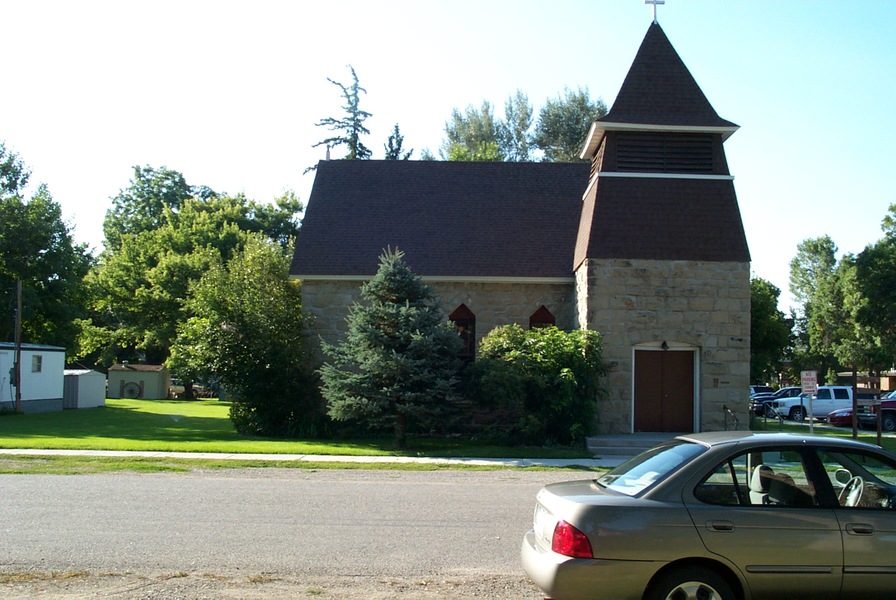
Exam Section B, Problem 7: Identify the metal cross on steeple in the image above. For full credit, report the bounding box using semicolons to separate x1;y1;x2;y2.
645;0;665;23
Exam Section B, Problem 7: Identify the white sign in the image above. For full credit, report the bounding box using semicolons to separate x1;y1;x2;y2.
801;370;818;395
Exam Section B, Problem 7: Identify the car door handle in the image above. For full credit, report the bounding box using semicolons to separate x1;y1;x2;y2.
846;523;874;535
706;520;735;532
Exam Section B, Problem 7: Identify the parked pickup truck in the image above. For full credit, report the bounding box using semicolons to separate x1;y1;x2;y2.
768;385;855;421
858;396;896;431
750;386;802;416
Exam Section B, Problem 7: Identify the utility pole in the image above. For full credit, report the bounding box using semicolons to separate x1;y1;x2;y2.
14;280;22;412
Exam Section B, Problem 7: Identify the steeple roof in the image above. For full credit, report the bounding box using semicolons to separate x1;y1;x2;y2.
602;22;736;128
581;22;737;158
574;21;750;266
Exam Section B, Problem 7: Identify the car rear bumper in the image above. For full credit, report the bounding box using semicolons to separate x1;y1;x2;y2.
521;530;658;600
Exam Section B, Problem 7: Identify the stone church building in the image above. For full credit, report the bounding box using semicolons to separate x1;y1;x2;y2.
290;23;751;435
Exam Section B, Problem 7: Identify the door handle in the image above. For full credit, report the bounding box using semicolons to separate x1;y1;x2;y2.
706;520;735;532
845;523;874;535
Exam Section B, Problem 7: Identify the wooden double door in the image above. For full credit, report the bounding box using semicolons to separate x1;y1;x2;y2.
634;349;695;432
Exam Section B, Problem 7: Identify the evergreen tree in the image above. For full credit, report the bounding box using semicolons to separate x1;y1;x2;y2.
319;249;461;448
384;123;413;160
308;65;372;170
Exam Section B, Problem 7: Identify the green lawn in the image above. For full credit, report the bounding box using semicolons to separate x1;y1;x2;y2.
3;400;892;476
750;415;896;453
0;399;590;459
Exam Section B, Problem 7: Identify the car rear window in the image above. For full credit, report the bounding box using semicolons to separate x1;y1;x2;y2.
596;441;706;496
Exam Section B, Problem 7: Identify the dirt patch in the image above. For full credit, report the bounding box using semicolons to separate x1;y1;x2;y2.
0;569;544;599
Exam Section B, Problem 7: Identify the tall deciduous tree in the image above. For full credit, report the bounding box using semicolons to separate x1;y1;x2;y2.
103;165;197;252
0;141;31;194
309;65;372;168
788;236;839;381
750;278;792;383
441;101;504;161
856;205;896;367
789;236;838;313
0;143;92;350
499;90;534;162
81;171;303;367
441;87;607;162
824;256;886;377
533;87;607;162
319;249;462;448
174;235;321;437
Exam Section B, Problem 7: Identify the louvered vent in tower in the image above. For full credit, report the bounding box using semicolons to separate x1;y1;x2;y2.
616;133;714;174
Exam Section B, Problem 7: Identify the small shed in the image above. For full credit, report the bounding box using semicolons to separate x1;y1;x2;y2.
63;369;106;409
107;363;169;400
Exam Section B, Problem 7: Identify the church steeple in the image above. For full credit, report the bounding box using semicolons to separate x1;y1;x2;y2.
581;22;738;159
606;23;735;128
574;21;749;267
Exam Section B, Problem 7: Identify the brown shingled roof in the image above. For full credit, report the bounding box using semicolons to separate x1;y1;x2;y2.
292;23;751;283
600;22;737;129
574;176;750;265
291;160;589;279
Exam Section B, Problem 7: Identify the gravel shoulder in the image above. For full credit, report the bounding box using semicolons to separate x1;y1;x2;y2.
1;569;544;599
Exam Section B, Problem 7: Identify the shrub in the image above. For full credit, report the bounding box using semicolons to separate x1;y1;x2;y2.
463;325;607;446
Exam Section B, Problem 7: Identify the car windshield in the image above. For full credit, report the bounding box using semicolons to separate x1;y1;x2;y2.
596;440;707;496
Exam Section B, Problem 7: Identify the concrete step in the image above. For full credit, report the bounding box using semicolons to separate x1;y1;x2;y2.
586;433;680;458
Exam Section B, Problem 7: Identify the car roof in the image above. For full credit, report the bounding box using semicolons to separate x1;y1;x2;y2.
674;431;887;453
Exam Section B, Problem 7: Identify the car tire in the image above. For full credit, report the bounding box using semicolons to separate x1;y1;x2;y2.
882;412;896;432
645;565;735;600
764;405;777;419
789;406;805;421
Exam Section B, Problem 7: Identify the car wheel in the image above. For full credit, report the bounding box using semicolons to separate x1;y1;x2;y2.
883;412;896;432
645;565;734;600
789;406;805;421
764;405;777;419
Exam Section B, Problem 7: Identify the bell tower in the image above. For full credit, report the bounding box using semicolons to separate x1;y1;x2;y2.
575;23;751;434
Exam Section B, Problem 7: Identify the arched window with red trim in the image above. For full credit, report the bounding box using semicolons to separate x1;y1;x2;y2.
449;304;476;361
529;305;556;329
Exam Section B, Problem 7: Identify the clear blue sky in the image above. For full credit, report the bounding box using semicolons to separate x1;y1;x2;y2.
2;0;894;310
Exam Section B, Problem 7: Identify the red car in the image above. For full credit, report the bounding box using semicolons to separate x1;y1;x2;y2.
828;395;896;430
827;407;855;427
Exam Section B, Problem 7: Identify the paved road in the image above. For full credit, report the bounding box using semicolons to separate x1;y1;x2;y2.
0;468;589;597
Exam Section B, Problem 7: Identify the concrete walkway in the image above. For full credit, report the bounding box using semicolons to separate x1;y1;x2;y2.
0;448;628;468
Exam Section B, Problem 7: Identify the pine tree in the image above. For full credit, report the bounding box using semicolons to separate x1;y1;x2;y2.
308;65;372;171
384;123;413;160
319;248;461;448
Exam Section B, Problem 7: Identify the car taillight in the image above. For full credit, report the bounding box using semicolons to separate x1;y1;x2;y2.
551;520;593;558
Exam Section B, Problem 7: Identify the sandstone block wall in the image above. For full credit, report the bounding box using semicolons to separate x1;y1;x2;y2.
299;279;575;365
576;258;751;434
